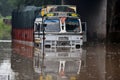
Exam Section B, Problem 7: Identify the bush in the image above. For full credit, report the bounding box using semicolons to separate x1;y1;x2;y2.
0;16;11;39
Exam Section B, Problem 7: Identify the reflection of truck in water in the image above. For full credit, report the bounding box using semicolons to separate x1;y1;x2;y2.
34;5;87;49
33;46;83;80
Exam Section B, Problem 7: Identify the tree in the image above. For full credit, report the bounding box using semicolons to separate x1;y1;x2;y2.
8;0;61;8
0;0;61;16
0;0;13;16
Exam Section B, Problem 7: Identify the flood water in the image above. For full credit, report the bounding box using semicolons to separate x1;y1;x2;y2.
0;42;120;80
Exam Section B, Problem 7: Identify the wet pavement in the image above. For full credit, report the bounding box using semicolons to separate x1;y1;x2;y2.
0;42;120;80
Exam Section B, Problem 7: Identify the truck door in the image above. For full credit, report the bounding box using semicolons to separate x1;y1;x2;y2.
81;22;87;42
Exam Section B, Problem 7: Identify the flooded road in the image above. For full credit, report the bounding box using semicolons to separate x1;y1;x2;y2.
0;42;120;80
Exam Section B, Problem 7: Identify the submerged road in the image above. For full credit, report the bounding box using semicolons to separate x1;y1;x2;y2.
0;42;120;80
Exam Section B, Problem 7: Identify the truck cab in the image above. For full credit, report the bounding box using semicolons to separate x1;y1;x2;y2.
34;5;86;49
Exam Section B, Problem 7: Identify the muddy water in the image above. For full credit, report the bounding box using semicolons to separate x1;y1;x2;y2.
0;42;120;80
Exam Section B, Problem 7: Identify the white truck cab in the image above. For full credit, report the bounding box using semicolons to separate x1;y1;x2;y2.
34;5;87;49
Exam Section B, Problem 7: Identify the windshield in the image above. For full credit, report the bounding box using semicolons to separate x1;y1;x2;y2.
65;18;80;32
44;19;60;32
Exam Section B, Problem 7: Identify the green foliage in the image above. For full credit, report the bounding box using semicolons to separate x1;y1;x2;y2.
0;16;11;39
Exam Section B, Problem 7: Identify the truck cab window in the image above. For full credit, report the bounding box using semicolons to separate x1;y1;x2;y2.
44;19;60;32
65;18;80;32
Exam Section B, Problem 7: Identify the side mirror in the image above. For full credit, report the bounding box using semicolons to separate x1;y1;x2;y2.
37;24;40;31
43;24;47;27
81;22;87;32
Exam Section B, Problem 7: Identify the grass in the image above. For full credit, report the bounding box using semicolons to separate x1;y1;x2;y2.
0;16;11;40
